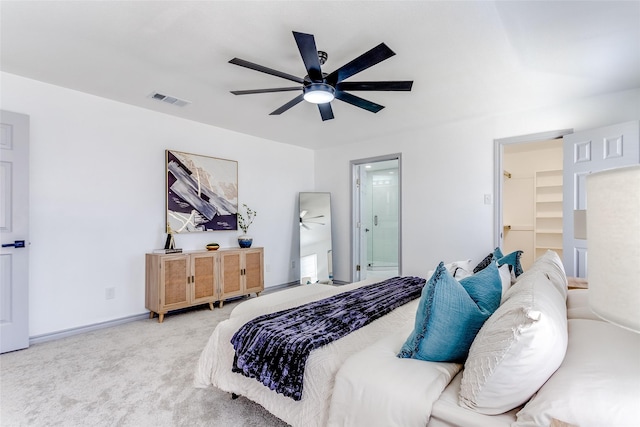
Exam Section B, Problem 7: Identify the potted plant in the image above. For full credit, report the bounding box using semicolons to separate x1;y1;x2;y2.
237;203;256;248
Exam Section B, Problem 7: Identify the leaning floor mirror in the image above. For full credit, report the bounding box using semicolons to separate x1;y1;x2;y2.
299;192;333;284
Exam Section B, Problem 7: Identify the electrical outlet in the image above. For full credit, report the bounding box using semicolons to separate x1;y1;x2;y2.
291;260;296;269
265;264;271;273
105;287;115;300
484;194;492;205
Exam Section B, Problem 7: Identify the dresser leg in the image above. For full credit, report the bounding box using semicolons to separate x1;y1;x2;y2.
209;302;214;311
149;311;155;319
219;300;224;309
158;313;164;323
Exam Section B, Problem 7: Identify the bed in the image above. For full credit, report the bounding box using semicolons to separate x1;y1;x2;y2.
194;278;459;427
195;250;640;427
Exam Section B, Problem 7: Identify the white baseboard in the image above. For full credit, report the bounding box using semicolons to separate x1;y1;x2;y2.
28;282;342;345
29;312;150;345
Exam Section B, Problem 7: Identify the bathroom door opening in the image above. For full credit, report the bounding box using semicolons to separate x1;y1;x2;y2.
351;154;401;282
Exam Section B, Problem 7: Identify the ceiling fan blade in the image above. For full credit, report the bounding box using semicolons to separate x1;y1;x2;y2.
231;87;302;95
318;103;334;121
229;58;304;84
335;91;384;113
293;31;323;82
270;94;305;115
326;43;395;85
300;210;308;218
337;81;413;91
301;223;311;230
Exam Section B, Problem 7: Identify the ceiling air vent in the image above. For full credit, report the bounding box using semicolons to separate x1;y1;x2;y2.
148;92;191;107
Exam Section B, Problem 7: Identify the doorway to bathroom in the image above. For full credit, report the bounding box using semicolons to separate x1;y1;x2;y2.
351;154;401;282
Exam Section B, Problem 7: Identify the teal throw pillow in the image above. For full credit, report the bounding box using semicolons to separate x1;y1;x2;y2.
398;261;502;363
497;250;524;277
473;247;524;278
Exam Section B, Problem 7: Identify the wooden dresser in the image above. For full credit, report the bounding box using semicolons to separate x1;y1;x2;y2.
145;247;264;322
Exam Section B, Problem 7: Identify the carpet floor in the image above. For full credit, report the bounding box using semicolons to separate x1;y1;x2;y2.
0;300;289;427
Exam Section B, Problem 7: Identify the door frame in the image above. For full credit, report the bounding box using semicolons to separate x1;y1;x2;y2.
493;129;573;249
350;153;402;282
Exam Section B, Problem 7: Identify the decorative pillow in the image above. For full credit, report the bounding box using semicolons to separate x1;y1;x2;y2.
493;246;504;259
514;319;640;427
472;253;494;274
497;250;524;278
398;261;502;363
473;247;523;278
498;264;511;302
524;250;567;298
427;259;473;280
459;269;568;414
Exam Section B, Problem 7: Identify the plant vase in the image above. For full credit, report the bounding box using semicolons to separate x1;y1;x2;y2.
238;235;253;248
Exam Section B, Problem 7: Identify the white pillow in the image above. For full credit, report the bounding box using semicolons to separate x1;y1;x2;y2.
514;319;640;427
523;250;567;299
459;270;568;414
498;264;511;303
426;259;473;280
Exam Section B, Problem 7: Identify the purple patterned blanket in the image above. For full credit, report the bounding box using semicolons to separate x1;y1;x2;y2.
230;276;426;400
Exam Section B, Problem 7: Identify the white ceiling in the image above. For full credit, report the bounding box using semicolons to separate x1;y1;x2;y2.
1;1;639;150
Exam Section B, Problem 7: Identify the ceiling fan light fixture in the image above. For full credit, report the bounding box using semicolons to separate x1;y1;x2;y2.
303;83;335;104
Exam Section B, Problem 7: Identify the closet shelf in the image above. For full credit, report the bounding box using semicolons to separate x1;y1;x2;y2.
535;169;563;256
535;229;562;234
536;212;562;218
536;245;563;250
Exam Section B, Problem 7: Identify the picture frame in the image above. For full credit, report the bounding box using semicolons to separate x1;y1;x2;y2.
166;150;238;233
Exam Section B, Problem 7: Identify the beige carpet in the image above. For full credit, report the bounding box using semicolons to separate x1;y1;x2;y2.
0;300;289;426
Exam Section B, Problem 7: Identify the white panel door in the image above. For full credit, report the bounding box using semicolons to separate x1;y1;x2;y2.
563;121;640;277
0;110;30;353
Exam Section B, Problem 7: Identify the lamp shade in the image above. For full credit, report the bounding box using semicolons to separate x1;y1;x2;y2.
587;165;640;333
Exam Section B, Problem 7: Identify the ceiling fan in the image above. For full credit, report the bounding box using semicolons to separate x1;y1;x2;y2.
229;31;413;121
300;210;325;230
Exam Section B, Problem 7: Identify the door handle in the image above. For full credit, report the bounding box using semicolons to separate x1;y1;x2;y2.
2;240;25;248
374;215;378;226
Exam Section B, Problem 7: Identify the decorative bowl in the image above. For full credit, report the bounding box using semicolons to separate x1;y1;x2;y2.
206;243;220;251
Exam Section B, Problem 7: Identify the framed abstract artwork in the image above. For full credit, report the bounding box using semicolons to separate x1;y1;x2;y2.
166;150;238;233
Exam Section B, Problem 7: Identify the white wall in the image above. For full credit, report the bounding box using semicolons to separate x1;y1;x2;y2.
1;72;314;337
3;70;638;336
316;88;640;282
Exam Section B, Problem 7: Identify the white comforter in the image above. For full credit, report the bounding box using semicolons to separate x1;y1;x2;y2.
194;280;460;427
328;326;461;427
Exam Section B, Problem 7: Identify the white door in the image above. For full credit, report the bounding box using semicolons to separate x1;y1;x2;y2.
563;121;640;277
351;164;367;282
0;110;30;353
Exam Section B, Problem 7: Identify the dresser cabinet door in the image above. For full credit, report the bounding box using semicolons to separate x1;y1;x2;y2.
220;251;243;299
160;255;189;309
192;253;216;303
244;249;264;295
